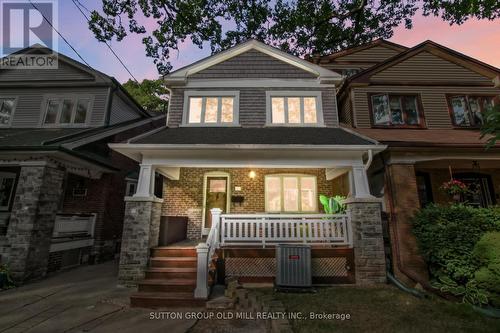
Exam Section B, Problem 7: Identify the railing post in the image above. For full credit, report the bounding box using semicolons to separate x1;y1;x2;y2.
194;243;209;299
211;208;222;245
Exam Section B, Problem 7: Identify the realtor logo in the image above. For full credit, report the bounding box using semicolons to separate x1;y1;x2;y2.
0;0;58;69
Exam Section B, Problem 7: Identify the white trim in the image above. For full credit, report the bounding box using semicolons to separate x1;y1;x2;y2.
202;171;231;236
265;91;324;126
39;94;94;128
49;238;94;253
0;97;18;127
165;40;341;83
264;174;318;213
182;90;240;126
184;79;336;88
111;143;386;151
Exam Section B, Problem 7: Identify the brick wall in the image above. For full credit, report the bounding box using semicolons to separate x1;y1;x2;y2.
163;168;334;239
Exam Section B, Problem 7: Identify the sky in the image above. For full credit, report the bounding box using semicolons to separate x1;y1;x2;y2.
50;1;500;83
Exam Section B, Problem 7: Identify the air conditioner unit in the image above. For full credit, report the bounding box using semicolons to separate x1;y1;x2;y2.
276;244;312;289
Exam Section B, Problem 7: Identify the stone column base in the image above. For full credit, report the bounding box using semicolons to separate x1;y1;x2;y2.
118;196;163;287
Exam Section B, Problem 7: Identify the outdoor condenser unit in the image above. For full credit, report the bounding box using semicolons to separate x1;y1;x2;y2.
275;244;312;288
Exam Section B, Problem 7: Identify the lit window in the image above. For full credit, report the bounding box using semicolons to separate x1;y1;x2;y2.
43;96;91;126
371;94;422;127
268;93;322;125
0;98;16;126
185;93;238;125
265;175;317;212
448;95;495;127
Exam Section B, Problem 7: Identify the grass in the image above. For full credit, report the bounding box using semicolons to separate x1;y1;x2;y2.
260;285;500;333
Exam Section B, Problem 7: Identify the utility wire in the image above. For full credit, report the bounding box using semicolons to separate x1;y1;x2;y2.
71;0;139;83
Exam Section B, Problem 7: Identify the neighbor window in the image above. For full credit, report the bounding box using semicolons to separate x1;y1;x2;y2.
43;96;91;126
448;95;496;127
184;92;239;125
265;174;317;212
371;94;423;127
0;98;16;126
0;172;17;211
267;92;322;125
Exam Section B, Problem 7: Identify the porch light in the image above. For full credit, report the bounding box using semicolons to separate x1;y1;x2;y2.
249;171;256;179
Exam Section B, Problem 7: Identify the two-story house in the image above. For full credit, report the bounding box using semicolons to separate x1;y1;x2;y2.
0;45;165;282
323;40;500;287
110;40;389;307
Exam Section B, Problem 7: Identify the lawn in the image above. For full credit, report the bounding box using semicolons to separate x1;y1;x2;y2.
261;285;500;333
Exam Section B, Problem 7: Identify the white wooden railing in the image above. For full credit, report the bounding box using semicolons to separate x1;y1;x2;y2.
52;214;96;238
219;213;352;247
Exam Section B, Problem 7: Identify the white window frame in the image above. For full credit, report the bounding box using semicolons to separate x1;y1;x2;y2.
0;97;18;127
182;90;240;126
264;174;318;213
40;94;94;127
265;91;324;126
125;180;138;197
0;172;17;211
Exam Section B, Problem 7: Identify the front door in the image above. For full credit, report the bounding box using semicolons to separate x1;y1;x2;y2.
203;176;229;235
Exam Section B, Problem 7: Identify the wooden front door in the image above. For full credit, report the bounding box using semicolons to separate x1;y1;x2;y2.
203;176;228;234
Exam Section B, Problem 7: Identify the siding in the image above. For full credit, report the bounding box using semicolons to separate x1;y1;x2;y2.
0;87;109;127
334;45;401;63
190;49;317;79
0;61;95;81
371;51;492;84
352;85;500;129
109;93;141;125
168;87;338;128
338;92;352;125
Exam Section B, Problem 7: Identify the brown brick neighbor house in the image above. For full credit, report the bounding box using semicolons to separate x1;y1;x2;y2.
0;45;165;282
321;39;500;287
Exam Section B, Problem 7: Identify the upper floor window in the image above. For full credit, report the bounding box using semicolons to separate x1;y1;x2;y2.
183;91;239;126
265;174;317;213
370;93;424;128
447;95;495;127
0;172;17;211
266;91;323;126
43;95;91;126
0;98;16;126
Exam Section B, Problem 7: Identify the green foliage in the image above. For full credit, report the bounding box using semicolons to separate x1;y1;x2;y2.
473;232;500;307
412;204;500;282
481;104;500;149
319;195;346;214
0;264;15;290
432;275;489;306
87;0;500;74
122;79;168;113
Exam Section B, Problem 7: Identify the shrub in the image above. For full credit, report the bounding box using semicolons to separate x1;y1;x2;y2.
473;232;500;307
412;205;500;283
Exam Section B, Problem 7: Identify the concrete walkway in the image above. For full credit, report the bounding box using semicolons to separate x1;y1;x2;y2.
0;261;197;333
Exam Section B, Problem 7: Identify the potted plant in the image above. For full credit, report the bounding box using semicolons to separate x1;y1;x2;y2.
319;195;347;214
0;264;14;290
440;179;469;202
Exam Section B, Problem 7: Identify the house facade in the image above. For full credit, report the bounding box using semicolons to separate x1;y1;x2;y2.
0;46;165;282
323;40;500;286
111;40;388;307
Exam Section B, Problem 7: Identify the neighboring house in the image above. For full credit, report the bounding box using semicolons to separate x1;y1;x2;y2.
110;40;388;307
0;45;165;282
326;40;500;287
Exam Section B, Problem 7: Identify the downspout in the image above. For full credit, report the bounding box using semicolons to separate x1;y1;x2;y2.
165;86;172;126
364;149;373;170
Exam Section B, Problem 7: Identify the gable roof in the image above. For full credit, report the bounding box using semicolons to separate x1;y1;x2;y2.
343;40;500;88
318;39;408;62
164;39;342;84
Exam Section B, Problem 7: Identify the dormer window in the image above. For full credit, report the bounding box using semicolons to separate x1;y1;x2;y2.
447;95;496;127
370;93;424;128
183;91;239;126
266;91;323;126
0;98;16;126
42;95;92;126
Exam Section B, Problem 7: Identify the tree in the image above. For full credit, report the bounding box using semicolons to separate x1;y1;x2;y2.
123;79;168;113
87;0;500;74
481;105;500;148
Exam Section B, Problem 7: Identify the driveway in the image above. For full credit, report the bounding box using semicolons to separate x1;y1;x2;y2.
0;261;197;333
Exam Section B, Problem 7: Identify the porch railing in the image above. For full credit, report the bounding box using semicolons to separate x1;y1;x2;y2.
220;213;352;247
52;214;96;238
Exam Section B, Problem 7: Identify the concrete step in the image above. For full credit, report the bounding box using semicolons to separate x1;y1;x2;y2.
145;267;197;280
151;247;197;257
138;279;196;293
130;292;206;308
150;257;197;268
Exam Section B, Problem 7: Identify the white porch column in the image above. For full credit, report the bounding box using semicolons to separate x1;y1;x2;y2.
194;243;210;299
351;165;373;199
134;164;156;198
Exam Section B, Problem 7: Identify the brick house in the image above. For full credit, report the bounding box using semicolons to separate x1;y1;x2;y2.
111;40;388;307
318;39;500;287
0;45;165;282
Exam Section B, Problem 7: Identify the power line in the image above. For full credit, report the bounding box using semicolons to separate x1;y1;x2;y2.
71;0;139;82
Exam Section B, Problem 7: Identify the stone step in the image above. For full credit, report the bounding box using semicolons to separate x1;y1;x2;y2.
138;278;197;293
151;247;197;257
130;292;206;308
145;267;197;280
150;257;197;268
